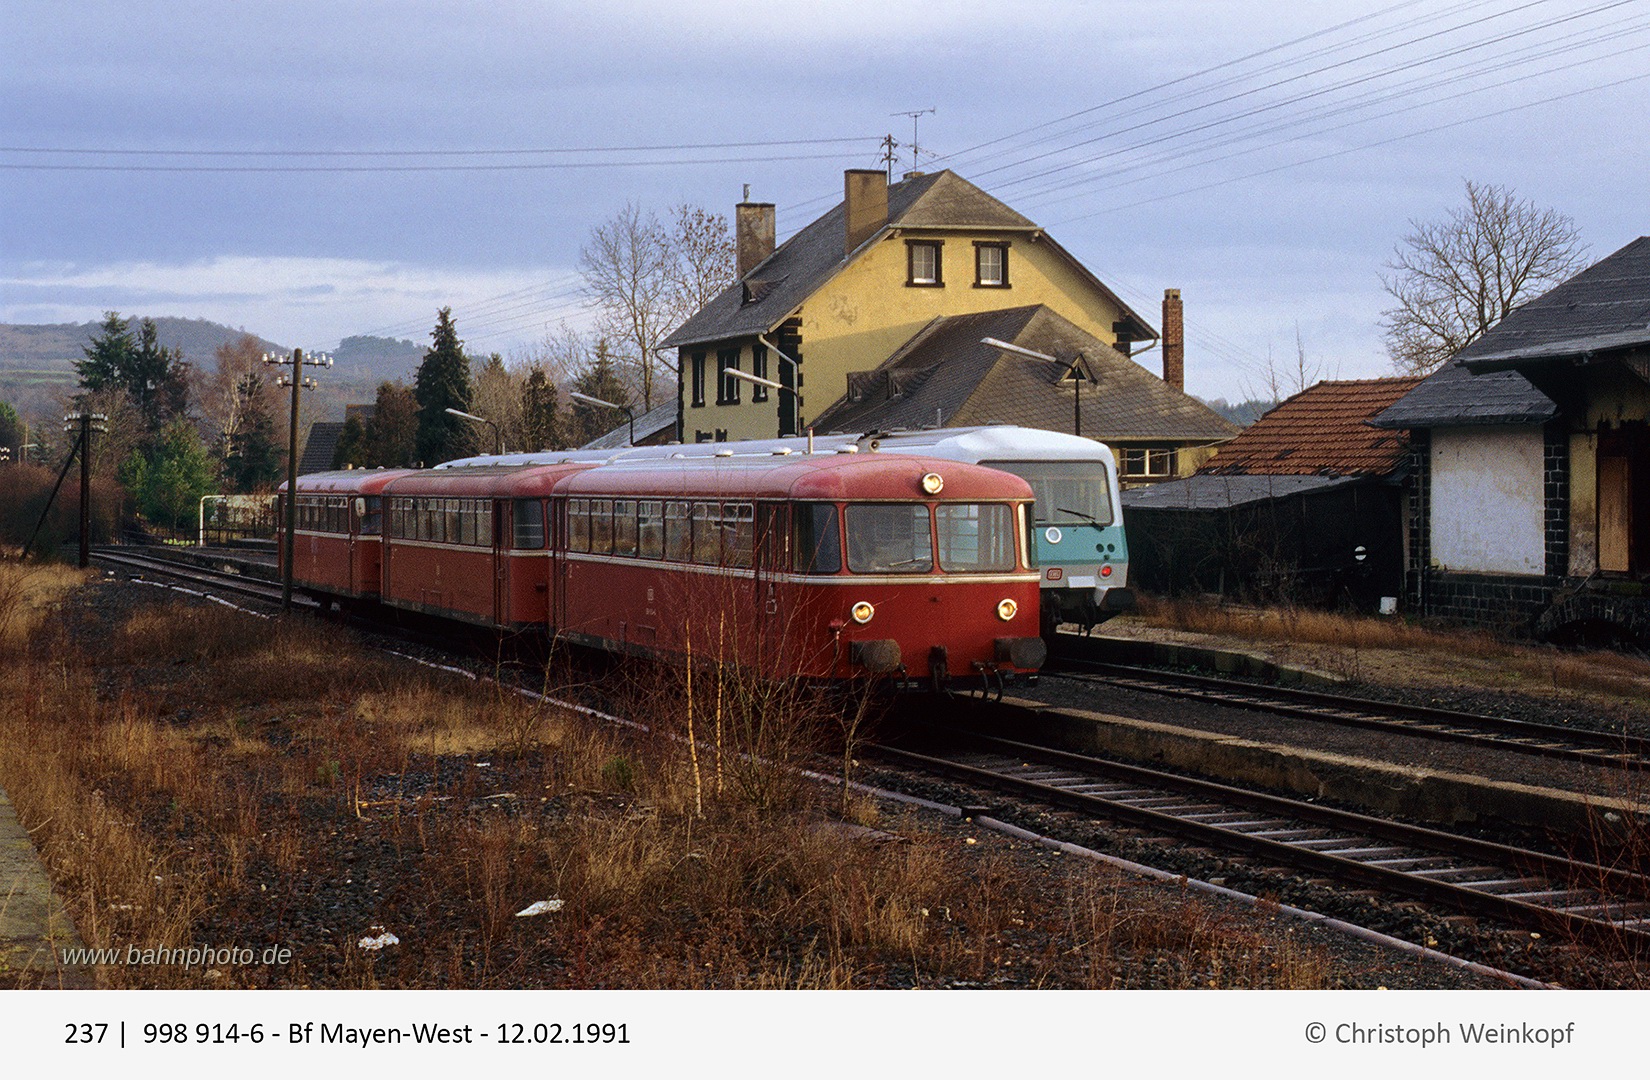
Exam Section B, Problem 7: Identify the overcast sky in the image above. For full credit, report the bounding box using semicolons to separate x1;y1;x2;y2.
4;0;1647;400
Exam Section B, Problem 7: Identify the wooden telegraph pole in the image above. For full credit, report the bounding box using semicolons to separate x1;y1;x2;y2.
264;347;332;609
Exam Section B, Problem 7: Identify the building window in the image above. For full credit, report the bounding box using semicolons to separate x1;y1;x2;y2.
751;344;769;402
716;347;740;405
975;242;1009;287
690;351;706;407
906;240;943;287
1120;447;1177;479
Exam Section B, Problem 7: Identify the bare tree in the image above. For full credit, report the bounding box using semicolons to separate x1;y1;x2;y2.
579;202;675;413
1381;181;1588;375
579;202;736;413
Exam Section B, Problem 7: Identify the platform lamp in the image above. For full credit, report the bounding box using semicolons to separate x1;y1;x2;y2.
264;347;332;610
445;407;503;456
981;337;1094;438
568;391;635;447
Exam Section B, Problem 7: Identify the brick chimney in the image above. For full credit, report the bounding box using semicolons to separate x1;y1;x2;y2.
1162;288;1184;392
735;200;775;277
843;168;888;256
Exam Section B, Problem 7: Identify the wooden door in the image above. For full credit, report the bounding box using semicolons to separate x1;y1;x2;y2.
1599;455;1631;572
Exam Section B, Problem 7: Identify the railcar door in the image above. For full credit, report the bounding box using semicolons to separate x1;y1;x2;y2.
492;500;506;626
753;502;788;677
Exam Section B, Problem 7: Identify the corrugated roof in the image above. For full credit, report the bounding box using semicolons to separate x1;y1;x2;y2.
1457;236;1650;369
660;169;1152;349
580;400;679;449
1122;473;1363;510
811;305;1238;442
1199;377;1421;477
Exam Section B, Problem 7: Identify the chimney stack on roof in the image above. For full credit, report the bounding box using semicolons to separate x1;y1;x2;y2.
735;199;775;278
843;168;889;257
1162;288;1184;392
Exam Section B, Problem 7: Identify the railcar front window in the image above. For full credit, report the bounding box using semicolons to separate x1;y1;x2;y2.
513;499;544;549
793;503;842;574
846;504;932;574
937;503;1015;572
985;460;1114;528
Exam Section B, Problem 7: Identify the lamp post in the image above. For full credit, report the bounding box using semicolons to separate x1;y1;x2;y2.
264;347;332;610
568;391;635;447
981;337;1093;438
444;407;503;455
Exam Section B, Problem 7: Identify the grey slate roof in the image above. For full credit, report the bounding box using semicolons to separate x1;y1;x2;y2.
660;170;1152;349
811;305;1239;442
1369;236;1650;429
1121;473;1363;510
1456;236;1650;369
298;422;345;475
580;400;678;450
1368;358;1556;429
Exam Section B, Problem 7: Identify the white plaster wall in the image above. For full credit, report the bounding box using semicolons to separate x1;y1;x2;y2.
1430;426;1545;575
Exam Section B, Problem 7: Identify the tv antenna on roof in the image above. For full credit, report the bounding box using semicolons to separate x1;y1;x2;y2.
891;107;935;174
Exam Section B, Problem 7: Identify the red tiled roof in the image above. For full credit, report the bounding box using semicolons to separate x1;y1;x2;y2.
1198;377;1425;477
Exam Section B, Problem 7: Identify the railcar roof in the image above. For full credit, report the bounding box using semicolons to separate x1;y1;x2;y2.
383;462;598;497
283;468;416;495
561;453;1033;502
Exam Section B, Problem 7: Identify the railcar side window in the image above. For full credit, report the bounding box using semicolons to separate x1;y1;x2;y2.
612;500;638;557
691;503;719;564
985;460;1114;528
513;499;544;549
846;504;933;574
724;503;754;568
937;504;1015;572
665;501;691;562
638;501;664;559
567;499;590;552
793;503;842;574
590;499;614;555
360;497;383;536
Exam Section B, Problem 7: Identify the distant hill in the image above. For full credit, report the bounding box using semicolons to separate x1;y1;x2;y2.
333;335;422;380
0;317;288;371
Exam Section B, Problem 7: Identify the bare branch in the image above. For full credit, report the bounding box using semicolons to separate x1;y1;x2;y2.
1380;181;1587;376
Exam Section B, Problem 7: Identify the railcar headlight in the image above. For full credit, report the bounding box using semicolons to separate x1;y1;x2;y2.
996;598;1017;622
850;601;876;624
920;472;944;495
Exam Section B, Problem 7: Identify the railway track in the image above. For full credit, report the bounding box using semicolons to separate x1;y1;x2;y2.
1046;653;1650;771
871;728;1650;950
88;546;305;610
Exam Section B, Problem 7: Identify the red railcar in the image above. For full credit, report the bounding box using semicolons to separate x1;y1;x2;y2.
553;454;1045;683
287;453;1045;686
278;469;414;605
378;463;595;630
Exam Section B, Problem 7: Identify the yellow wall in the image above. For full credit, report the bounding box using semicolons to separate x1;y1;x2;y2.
684;229;1134;441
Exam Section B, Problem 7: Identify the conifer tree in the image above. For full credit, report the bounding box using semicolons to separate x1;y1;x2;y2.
413;307;473;465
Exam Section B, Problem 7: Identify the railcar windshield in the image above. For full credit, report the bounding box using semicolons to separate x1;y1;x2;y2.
793;503;841;574
983;460;1114;528
846;504;932;574
936;503;1016;572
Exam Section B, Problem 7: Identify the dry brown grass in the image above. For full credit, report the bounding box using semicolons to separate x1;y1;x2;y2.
0;578;1347;989
1130;594;1650;703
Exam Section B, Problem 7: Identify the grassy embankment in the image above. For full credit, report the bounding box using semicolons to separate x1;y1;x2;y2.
0;560;1338;989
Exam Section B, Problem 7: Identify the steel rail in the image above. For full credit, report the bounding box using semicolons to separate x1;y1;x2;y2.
1046;653;1650;770
870;729;1650;950
89;547;304;609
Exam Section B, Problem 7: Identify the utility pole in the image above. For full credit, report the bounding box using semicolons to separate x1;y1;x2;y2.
22;411;105;564
264;347;332;609
878;134;898;184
